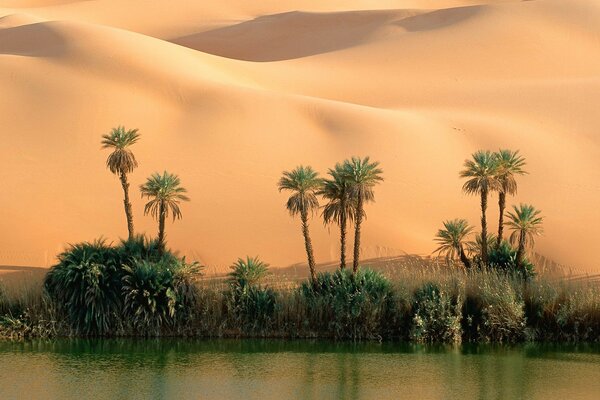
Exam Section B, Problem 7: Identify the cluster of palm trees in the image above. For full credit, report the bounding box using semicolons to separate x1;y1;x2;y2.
101;126;189;251
435;149;544;272
278;157;383;283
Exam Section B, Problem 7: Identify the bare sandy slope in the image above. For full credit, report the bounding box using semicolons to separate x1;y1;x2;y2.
0;0;598;273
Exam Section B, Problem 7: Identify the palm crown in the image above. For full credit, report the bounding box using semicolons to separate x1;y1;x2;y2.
278;165;322;216
495;149;527;195
506;204;544;249
460;150;501;195
340;156;384;201
140;171;190;221
319;163;357;226
101;126;140;175
434;219;473;261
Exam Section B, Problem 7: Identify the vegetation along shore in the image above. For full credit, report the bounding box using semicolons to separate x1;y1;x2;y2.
1;127;598;342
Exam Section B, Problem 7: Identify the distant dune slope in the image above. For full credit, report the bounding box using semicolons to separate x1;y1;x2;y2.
0;0;598;273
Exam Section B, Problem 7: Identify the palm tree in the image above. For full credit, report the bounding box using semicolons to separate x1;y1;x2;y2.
318;163;357;270
101;126;140;241
468;232;498;261
460;150;501;264
278;166;322;283
506;204;543;270
434;219;474;269
140;171;190;252
494;149;527;247
341;156;383;273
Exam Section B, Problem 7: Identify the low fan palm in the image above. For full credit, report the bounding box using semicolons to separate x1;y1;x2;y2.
434;219;474;269
102;126;140;241
494;149;527;247
228;256;269;289
319;163;357;270
140;171;190;253
506;204;543;270
460;150;501;264
278;166;322;284
341;157;383;273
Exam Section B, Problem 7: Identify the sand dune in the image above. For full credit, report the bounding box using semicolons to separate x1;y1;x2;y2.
0;0;599;273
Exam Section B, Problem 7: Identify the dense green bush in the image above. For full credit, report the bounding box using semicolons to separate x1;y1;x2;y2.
488;242;535;278
44;239;124;335
226;257;276;334
43;238;197;336
300;268;394;339
410;282;462;343
121;259;200;335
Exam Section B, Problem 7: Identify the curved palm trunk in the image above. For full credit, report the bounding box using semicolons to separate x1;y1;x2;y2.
157;202;166;255
352;193;364;274
339;197;347;270
119;172;135;241
496;191;506;248
459;245;471;270
480;188;489;264
300;209;317;284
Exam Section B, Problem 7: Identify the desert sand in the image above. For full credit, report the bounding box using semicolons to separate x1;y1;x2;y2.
0;0;598;273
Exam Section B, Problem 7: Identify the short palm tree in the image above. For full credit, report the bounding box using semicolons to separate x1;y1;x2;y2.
278;166;322;283
341;156;383;273
140;171;190;252
228;256;269;289
494;149;527;247
318;163;357;270
460;150;501;264
434;219;473;269
506;203;543;270
101;126;140;241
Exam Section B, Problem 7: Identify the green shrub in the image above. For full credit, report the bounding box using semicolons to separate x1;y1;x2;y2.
410;282;462;343
44;239;124;335
300;268;393;340
117;235;176;265
122;259;201;335
226;257;276;334
488;242;535;278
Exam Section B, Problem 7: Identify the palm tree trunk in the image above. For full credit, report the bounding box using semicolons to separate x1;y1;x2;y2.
119;172;135;241
459;245;471;270
480;188;489;264
496;191;506;248
516;231;526;271
339;198;347;270
352;193;364;274
300;209;317;284
157;202;166;255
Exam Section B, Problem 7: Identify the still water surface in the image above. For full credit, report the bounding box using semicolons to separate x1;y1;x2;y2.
0;340;599;400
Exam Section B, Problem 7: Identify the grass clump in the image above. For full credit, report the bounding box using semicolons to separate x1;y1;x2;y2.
300;268;393;340
410;282;462;343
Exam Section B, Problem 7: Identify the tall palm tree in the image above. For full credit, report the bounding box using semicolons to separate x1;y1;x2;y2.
278;166;322;283
494;149;527;247
506;203;543;270
101;126;140;241
318;163;357;270
434;219;474;269
460;150;501;264
341;156;383;273
140;171;190;252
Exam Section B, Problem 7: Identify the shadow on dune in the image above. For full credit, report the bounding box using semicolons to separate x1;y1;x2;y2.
170;6;483;62
170;10;404;62
0;21;67;57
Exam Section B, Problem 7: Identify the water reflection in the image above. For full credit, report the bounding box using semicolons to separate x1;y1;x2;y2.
0;340;598;400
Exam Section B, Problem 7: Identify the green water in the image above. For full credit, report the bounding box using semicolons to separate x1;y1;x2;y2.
0;340;599;400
